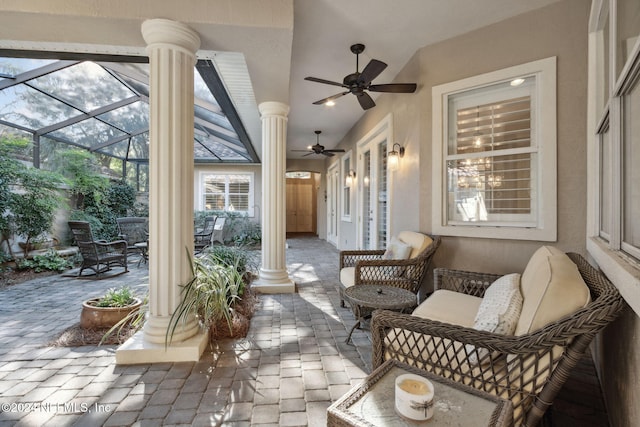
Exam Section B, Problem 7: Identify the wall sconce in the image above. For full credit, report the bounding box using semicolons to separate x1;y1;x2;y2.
345;169;356;186
388;143;405;171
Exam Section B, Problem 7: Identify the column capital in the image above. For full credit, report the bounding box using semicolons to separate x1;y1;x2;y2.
142;18;201;54
259;101;290;118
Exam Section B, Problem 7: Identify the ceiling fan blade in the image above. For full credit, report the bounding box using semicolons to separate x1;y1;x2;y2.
303;152;315;157
292;149;312;152
358;59;387;85
321;151;335;157
324;149;345;153
305;76;348;88
312;91;349;105
368;83;417;93
357;92;376;110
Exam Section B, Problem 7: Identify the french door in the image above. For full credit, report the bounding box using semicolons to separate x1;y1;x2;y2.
358;134;389;250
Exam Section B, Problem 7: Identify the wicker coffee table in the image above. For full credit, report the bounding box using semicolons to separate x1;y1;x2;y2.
327;359;513;427
344;285;416;344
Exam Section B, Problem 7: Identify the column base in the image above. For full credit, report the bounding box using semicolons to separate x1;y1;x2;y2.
115;329;209;365
252;276;296;294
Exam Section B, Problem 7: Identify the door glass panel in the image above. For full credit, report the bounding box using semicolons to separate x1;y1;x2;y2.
362;150;372;249
377;141;388;248
623;83;640;249
600;126;611;240
616;0;640;79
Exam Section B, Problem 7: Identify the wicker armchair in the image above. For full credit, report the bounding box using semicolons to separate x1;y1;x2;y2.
370;253;624;427
339;232;441;307
68;221;128;279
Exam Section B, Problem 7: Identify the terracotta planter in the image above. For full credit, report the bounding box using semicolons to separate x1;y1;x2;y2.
80;297;143;329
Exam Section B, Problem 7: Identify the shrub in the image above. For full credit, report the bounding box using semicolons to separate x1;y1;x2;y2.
202;245;258;277
15;249;72;272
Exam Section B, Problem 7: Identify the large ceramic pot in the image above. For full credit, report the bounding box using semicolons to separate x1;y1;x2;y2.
80;297;143;329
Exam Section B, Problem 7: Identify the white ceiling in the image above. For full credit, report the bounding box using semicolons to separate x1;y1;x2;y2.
0;0;564;162
285;0;562;158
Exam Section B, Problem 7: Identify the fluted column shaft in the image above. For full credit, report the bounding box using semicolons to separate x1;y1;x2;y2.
253;102;295;293
142;19;200;343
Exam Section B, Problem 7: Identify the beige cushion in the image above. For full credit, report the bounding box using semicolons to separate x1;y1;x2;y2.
515;246;591;335
397;231;433;259
340;266;355;288
412;289;482;327
466;273;523;365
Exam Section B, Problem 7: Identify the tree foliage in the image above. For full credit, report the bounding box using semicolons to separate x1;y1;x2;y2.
0;136;66;256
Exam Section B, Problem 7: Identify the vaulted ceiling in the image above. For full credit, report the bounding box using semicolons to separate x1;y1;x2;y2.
0;0;563;162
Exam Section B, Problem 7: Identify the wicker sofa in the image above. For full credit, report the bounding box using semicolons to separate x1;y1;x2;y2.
370;247;624;426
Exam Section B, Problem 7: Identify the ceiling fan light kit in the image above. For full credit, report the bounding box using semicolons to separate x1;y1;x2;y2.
304;43;417;110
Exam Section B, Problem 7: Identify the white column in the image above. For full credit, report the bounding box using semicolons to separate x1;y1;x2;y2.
252;101;295;294
117;18;208;364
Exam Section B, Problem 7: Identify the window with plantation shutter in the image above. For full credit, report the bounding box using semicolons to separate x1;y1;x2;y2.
200;172;254;215
432;57;557;241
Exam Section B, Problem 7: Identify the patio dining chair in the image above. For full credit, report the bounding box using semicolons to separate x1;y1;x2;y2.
68;221;128;279
194;215;216;253
116;216;148;260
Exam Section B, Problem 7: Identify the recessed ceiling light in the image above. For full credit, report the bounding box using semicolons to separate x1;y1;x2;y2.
325;100;335;106
510;78;525;86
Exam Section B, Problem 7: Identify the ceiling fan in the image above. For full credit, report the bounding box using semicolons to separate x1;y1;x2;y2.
305;43;417;110
292;130;345;157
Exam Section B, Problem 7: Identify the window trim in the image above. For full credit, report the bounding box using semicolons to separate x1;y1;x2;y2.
431;57;557;241
587;0;640;316
198;170;255;217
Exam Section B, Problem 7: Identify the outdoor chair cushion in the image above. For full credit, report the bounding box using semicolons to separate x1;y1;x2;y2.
397;231;433;259
516;246;591;335
340;267;356;288
412;289;481;327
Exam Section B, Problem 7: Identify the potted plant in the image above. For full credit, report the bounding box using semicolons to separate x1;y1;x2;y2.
80;286;143;329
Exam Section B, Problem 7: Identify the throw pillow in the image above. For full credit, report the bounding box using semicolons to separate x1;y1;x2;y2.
382;237;413;277
383;237;413;260
466;273;523;365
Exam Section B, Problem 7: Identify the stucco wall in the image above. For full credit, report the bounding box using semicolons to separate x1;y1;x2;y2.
598;305;640;427
415;0;590;274
333;0;589;272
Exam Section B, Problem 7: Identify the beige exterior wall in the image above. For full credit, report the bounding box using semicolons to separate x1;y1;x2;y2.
327;1;640;425
333;0;589;272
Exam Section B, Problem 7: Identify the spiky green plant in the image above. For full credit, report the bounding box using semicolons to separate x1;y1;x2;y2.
166;250;247;345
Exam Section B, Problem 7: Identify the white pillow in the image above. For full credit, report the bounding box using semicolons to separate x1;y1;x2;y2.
382;238;413;277
383;237;413;260
466;273;523;365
